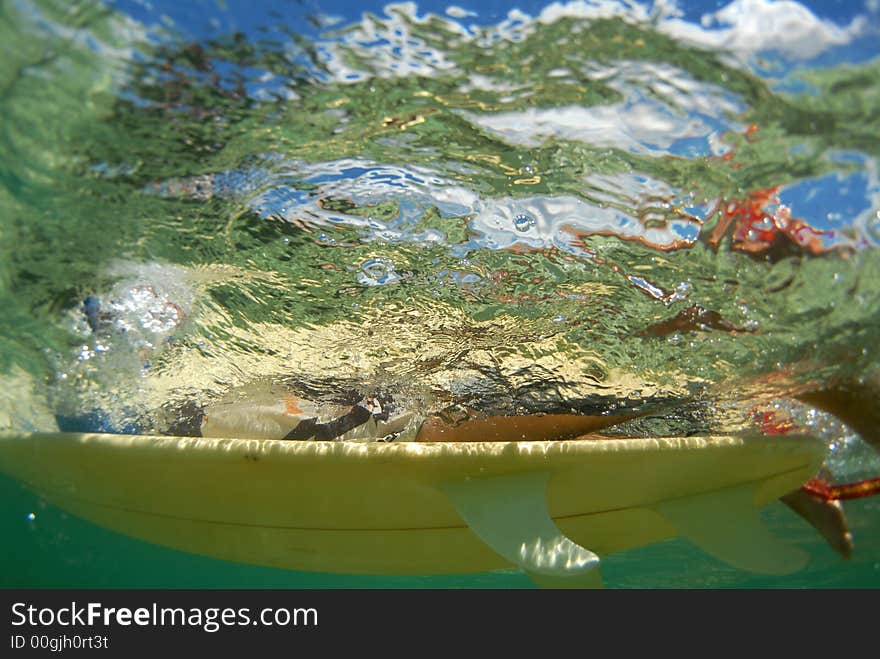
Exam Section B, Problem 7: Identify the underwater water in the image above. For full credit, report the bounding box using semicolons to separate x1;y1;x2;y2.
1;0;880;587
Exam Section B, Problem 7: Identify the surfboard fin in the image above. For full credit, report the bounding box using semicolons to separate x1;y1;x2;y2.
652;482;810;575
443;471;603;588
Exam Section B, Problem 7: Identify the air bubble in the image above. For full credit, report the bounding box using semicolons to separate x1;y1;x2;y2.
513;213;536;232
357;258;401;286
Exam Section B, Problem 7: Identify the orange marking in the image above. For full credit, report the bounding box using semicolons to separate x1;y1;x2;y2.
284;398;304;416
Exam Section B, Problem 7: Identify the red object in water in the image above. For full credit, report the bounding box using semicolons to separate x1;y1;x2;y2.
707;186;831;256
754;409;797;436
802;477;880;502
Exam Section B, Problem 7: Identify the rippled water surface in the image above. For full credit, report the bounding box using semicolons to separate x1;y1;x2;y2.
2;0;880;586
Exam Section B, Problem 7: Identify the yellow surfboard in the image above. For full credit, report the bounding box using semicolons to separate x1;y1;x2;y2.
0;431;826;587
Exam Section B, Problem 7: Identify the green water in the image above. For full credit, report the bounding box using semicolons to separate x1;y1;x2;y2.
1;0;880;586
3;472;879;588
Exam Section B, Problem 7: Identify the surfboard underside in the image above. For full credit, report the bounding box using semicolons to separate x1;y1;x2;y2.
0;431;825;577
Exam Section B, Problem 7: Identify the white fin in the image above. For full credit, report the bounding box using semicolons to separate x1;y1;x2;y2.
653;483;809;575
443;471;603;588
